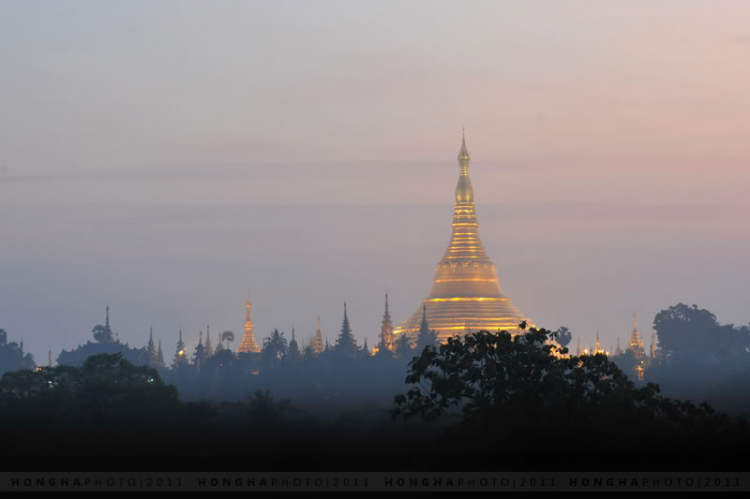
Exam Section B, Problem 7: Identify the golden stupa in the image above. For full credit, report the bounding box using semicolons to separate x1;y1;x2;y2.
394;131;533;344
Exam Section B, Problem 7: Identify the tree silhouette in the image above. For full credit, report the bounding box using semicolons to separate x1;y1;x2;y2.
247;389;300;427
392;327;736;443
394;333;412;360
221;331;235;350
554;326;572;347
92;325;114;344
262;329;288;362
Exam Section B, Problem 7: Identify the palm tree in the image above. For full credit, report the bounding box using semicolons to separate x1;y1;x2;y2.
262;329;288;361
221;331;235;350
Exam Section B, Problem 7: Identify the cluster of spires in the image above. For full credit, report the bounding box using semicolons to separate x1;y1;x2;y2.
92;290;411;371
574;314;657;359
573;313;658;381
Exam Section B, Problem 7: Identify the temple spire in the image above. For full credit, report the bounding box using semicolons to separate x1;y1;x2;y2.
238;297;261;353
594;330;602;354
173;330;187;369
205;326;213;357
313;316;324;355
458;127;470;174
380;293;394;352
336;302;357;353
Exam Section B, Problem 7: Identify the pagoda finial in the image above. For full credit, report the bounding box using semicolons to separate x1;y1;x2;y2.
633;312;637;332
105;304;110;329
458;127;470;173
455;130;474;202
149;326;153;341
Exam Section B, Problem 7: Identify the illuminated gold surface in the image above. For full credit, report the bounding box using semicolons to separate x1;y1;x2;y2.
237;299;261;353
394;131;533;344
313;317;324;355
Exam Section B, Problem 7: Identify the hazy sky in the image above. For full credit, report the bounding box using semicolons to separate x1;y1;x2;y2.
1;1;749;361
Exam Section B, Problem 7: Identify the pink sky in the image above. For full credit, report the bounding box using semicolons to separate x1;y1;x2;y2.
0;1;749;360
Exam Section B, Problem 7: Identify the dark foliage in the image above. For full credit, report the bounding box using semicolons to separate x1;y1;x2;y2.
393;328;748;452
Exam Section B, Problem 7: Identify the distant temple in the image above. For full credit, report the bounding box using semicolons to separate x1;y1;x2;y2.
393;130;533;344
237;298;261;353
628;313;647;381
313;317;324;355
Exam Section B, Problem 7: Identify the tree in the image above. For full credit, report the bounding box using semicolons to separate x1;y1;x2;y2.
246;390;300;428
654;303;719;355
92;325;114;344
394;333;413;360
221;331;235;350
392;327;736;443
554;326;572;347
262;329;288;362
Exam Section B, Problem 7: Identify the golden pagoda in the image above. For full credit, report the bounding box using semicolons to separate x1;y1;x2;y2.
393;130;533;344
237;298;260;353
628;313;646;381
313;317;324;355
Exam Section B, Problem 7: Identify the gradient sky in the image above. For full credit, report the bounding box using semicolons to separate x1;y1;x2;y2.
1;0;749;361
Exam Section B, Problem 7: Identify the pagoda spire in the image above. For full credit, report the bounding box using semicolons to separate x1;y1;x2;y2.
313;316;324;355
458;127;470;175
48;347;52;368
335;302;357;353
157;340;165;368
147;326;158;366
238;297;261;353
594;330;602;354
380;293;394;352
105;304;110;330
628;312;645;360
205;325;213;357
393;130;533;343
173;330;187;369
